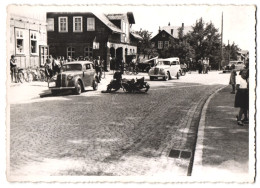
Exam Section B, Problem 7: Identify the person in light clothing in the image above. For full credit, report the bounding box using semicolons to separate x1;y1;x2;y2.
234;66;249;126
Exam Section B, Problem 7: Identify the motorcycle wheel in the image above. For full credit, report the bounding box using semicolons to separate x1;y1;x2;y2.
145;83;150;92
182;69;186;76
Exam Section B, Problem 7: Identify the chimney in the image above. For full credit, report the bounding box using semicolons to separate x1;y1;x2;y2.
182;23;184;29
168;22;170;26
171;29;173;35
158;26;161;33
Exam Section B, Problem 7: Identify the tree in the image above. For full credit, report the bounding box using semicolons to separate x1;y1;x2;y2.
136;29;158;58
186;18;222;69
222;42;241;64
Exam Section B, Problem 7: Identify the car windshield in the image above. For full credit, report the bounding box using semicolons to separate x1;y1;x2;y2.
62;64;82;71
159;61;171;65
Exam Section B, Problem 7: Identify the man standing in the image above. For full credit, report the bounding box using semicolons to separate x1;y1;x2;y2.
10;55;17;83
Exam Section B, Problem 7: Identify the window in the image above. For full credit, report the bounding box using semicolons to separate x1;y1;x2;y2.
30;31;38;54
15;29;24;54
133;49;135;54
59;17;68;32
165;41;169;48
151;42;155;48
67;47;75;58
85;64;91;70
47;18;54;31
162;33;165;37
73;17;83;32
158;41;163;49
87;18;95;31
84;46;93;58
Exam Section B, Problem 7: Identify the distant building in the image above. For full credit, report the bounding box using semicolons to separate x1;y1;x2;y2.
150;23;192;56
47;12;142;70
237;50;249;63
161;22;192;39
8;13;48;68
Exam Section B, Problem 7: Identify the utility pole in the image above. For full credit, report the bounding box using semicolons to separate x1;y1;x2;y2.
228;40;230;63
220;12;223;70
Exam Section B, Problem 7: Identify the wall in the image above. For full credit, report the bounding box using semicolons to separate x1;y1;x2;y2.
9;14;47;68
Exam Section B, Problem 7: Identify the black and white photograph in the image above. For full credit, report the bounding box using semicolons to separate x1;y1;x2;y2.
2;1;257;184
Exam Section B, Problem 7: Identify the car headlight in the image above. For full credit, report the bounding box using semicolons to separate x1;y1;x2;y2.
67;75;73;80
160;68;165;74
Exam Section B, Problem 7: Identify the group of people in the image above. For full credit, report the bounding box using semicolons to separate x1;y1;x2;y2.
229;62;249;126
197;57;210;74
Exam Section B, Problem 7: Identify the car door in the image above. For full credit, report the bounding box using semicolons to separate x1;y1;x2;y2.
170;61;179;77
83;63;92;87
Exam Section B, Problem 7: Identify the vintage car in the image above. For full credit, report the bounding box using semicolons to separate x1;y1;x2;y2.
148;57;181;81
223;61;245;73
49;61;99;95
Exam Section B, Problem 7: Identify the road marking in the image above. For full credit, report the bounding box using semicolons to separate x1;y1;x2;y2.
192;86;226;176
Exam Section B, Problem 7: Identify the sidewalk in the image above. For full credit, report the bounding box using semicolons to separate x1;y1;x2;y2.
7;71;146;104
193;85;252;182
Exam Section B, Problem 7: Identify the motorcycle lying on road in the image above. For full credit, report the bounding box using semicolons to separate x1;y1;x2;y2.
102;72;150;93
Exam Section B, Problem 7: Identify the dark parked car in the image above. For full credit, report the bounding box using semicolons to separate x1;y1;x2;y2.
49;61;99;95
138;56;158;72
223;61;245;73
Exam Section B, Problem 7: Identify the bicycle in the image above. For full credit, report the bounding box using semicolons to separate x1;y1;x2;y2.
23;67;34;82
17;68;25;83
124;65;139;75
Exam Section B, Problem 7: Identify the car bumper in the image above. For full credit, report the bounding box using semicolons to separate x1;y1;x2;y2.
49;86;75;90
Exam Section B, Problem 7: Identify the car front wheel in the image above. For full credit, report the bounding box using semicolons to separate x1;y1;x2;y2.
93;79;98;90
176;72;180;79
163;73;169;81
74;80;82;95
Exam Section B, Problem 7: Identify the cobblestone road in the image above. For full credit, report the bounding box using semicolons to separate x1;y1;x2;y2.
8;71;229;178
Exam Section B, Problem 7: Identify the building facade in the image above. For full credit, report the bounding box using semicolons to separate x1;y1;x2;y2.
150;23;192;57
47;12;141;70
8;13;48;68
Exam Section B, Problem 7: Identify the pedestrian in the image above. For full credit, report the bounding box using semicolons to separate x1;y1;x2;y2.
45;55;53;79
234;66;249;126
68;56;72;62
198;59;202;74
121;58;125;74
10;55;18;83
202;58;207;74
229;64;237;94
94;56;102;82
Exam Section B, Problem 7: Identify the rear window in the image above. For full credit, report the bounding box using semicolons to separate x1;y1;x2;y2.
62;64;82;71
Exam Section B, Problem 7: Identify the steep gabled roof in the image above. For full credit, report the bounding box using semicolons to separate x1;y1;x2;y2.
106;12;135;24
130;32;142;40
94;13;123;34
150;29;175;41
162;25;193;38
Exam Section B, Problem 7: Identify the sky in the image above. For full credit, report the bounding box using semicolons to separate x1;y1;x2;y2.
7;4;255;50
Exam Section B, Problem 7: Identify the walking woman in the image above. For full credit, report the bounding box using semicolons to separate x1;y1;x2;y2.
229;64;237;94
234;65;249;126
